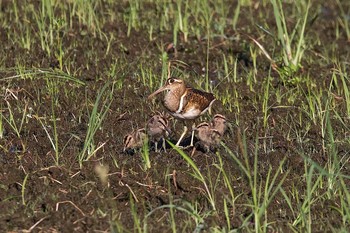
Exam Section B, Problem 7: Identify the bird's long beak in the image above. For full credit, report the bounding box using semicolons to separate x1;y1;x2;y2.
148;85;169;100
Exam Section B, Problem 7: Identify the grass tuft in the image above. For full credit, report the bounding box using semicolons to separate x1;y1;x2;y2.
78;82;113;167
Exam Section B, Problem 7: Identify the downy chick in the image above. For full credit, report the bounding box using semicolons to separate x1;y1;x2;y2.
191;122;221;155
211;114;227;136
147;112;171;152
123;128;147;154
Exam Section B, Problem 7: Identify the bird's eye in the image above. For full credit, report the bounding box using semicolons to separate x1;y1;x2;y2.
169;78;174;84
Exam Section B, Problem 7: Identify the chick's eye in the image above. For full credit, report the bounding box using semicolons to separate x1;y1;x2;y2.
169;78;174;84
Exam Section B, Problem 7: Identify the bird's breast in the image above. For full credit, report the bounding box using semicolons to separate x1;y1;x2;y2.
169;107;202;119
163;92;181;113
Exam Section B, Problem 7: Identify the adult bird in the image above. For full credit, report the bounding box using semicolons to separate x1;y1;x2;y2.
148;77;215;147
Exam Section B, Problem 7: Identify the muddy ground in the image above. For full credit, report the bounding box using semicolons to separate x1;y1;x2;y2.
1;1;350;232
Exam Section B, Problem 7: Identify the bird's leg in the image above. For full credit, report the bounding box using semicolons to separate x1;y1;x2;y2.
155;141;158;152
190;122;196;147
162;138;167;152
190;145;197;156
176;125;188;147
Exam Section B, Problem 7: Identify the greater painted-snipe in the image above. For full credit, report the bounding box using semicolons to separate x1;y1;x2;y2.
192;122;221;154
211;114;227;136
148;77;215;147
123;128;147;153
191;114;228;155
146;112;171;152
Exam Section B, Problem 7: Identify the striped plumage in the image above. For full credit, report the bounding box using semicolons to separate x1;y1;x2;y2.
195;122;221;151
146;112;171;151
191;114;228;155
123;128;146;153
211;114;227;136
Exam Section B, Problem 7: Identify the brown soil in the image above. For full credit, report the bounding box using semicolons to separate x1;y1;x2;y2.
1;1;350;232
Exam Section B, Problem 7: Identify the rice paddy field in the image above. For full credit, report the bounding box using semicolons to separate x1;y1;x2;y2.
1;0;350;232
